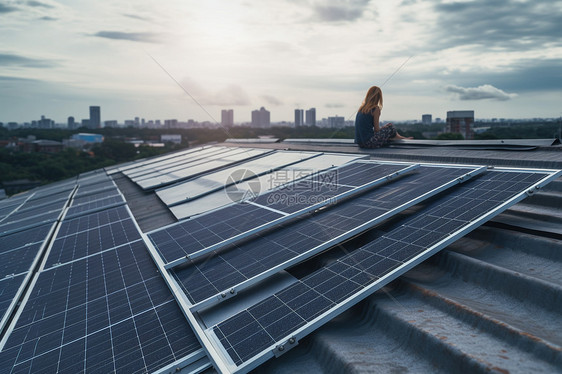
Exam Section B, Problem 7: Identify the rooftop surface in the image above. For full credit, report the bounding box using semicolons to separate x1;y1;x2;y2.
0;139;560;374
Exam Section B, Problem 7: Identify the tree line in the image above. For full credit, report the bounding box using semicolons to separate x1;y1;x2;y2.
1;121;558;193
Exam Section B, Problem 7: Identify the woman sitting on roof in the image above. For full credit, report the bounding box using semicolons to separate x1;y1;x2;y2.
355;86;412;148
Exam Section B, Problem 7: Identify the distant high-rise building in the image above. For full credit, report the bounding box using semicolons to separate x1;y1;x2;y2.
422;114;432;125
89;106;100;128
446;110;474;139
67;116;75;129
251;107;270;127
222;109;234;126
305;108;316;126
327;116;345;129
38;115;54;129
294;109;304;127
104;120;118;127
164;119;178;128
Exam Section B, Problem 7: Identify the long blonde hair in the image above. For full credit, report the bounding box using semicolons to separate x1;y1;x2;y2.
358;86;383;114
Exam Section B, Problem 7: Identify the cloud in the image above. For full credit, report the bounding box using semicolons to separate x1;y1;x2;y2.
122;13;150;22
39;15;56;21
177;77;251;106
325;103;345;108
312;0;371;22
0;52;56;68
446;84;517;101
0;75;39;82
26;1;54;8
431;0;562;51
92;31;159;43
261;95;283;106
0;3;17;13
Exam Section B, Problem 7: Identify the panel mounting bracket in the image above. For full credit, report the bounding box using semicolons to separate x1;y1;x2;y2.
272;336;299;358
216;288;237;302
526;185;540;196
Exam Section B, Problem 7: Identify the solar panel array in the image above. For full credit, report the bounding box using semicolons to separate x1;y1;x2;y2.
143;158;559;373
164;164;480;308
167;152;367;220
210;169;553;369
124;146;273;190
155;151;321;207
1;144;560;374
0;169;209;374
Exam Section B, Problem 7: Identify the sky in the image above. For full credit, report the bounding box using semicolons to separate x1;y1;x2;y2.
1;0;562;124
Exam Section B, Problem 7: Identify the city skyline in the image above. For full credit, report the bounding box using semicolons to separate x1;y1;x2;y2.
1;1;561;123
2;104;559;130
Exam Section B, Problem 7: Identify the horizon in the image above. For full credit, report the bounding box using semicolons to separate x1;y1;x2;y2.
1;1;561;123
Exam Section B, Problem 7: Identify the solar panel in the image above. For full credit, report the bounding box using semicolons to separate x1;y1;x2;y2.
6;199;67;221
126;146;233;180
56;205;129;234
0;243;42;278
0;223;57;333
135;149;272;190
26;181;76;201
0;275;26;330
0;209;64;237
45;218;141;269
65;195;126;219
205;167;560;372
74;181;117;198
168;164;482;309
156;151;321;207
0;241;204;374
121;146;216;177
168;152;367;220
152;203;288;264
70;188;121;206
0;223;52;251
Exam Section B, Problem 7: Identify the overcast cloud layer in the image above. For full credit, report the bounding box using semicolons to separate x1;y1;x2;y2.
1;0;561;123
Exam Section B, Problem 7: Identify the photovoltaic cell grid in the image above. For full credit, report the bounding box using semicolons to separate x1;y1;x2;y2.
21;189;74;210
0;223;53;252
148;162;406;265
0;209;62;237
45;215;141;269
149;203;285;264
211;170;551;367
71;188;120;206
0;187;74;237
0;275;26;326
74;181;117;198
0;243;43;279
0;241;201;374
65;195;125;219
55;205;131;237
170;166;473;305
3;199;67;223
0;224;57;332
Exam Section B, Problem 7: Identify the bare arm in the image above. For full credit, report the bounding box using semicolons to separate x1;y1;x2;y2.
373;106;381;132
